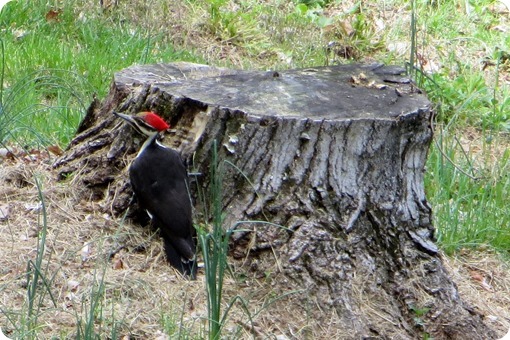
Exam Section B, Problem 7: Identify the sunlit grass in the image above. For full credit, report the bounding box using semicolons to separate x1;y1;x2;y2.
426;127;510;254
0;0;201;146
1;0;510;337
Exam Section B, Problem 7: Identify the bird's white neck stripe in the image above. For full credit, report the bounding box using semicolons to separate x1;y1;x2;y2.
137;133;170;157
137;132;158;157
155;139;169;149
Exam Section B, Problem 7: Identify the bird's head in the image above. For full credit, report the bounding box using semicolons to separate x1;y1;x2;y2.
113;111;170;137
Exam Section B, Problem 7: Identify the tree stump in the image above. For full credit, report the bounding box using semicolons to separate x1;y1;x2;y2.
54;62;496;339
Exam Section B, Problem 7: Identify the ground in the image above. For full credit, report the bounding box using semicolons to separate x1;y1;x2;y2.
2;0;510;338
0;146;509;338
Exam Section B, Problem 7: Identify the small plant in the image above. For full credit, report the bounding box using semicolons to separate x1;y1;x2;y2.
197;141;235;340
208;0;229;37
410;306;433;339
75;267;108;339
411;305;429;327
196;142;301;339
5;176;58;339
160;308;195;339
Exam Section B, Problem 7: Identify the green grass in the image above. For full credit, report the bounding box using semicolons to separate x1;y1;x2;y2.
196;142;256;340
1;0;510;337
0;0;201;146
19;176;57;339
197;142;234;340
426;127;510;254
408;0;510;253
196;144;295;339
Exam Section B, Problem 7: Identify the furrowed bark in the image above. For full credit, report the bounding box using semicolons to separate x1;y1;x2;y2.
54;62;496;339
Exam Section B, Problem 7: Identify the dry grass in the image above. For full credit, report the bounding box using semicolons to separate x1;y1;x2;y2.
1;150;509;338
456;127;510;169
0;153;347;338
2;0;510;338
443;251;510;336
0;154;202;338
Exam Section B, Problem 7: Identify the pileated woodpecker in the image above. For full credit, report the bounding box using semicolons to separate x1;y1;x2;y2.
113;111;197;279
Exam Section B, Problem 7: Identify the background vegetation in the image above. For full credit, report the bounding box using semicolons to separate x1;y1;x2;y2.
1;0;509;338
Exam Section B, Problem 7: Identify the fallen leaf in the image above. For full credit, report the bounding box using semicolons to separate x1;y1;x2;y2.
417;53;440;74
47;145;63;156
25;202;42;212
67;280;79;292
0;148;14;159
338;20;355;37
12;28;27;39
100;0;119;10
480;278;494;292
153;331;170;340
0;326;12;340
64;291;77;308
45;9;61;22
470;270;494;291
470;271;483;282
112;254;124;270
492;24;509;33
81;243;91;262
387;42;408;55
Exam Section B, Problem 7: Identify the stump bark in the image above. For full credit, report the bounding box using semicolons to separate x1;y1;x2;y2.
54;62;496;339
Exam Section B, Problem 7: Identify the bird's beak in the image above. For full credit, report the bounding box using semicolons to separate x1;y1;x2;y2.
113;111;144;136
113;111;159;137
113;111;136;124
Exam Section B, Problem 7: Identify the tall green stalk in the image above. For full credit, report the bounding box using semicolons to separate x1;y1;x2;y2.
409;0;417;78
25;178;49;332
76;268;107;339
22;176;57;338
0;0;14;120
197;141;233;340
0;38;5;106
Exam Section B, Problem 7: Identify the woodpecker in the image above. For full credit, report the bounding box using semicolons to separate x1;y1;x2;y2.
113;111;197;279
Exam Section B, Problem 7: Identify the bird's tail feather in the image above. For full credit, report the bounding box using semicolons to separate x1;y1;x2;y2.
163;238;197;279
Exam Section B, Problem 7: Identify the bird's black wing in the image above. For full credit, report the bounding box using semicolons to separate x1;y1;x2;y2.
129;143;196;273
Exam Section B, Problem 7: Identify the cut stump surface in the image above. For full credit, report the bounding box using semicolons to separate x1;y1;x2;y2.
55;62;497;339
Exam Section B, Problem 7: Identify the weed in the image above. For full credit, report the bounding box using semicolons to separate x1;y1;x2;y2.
426;127;510;254
2;175;58;339
195;142;301;339
75;268;107;339
197;141;236;339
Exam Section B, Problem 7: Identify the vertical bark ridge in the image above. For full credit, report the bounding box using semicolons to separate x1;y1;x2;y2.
53;63;496;339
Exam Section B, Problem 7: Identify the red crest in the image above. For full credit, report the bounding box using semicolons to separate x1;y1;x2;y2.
141;112;170;131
